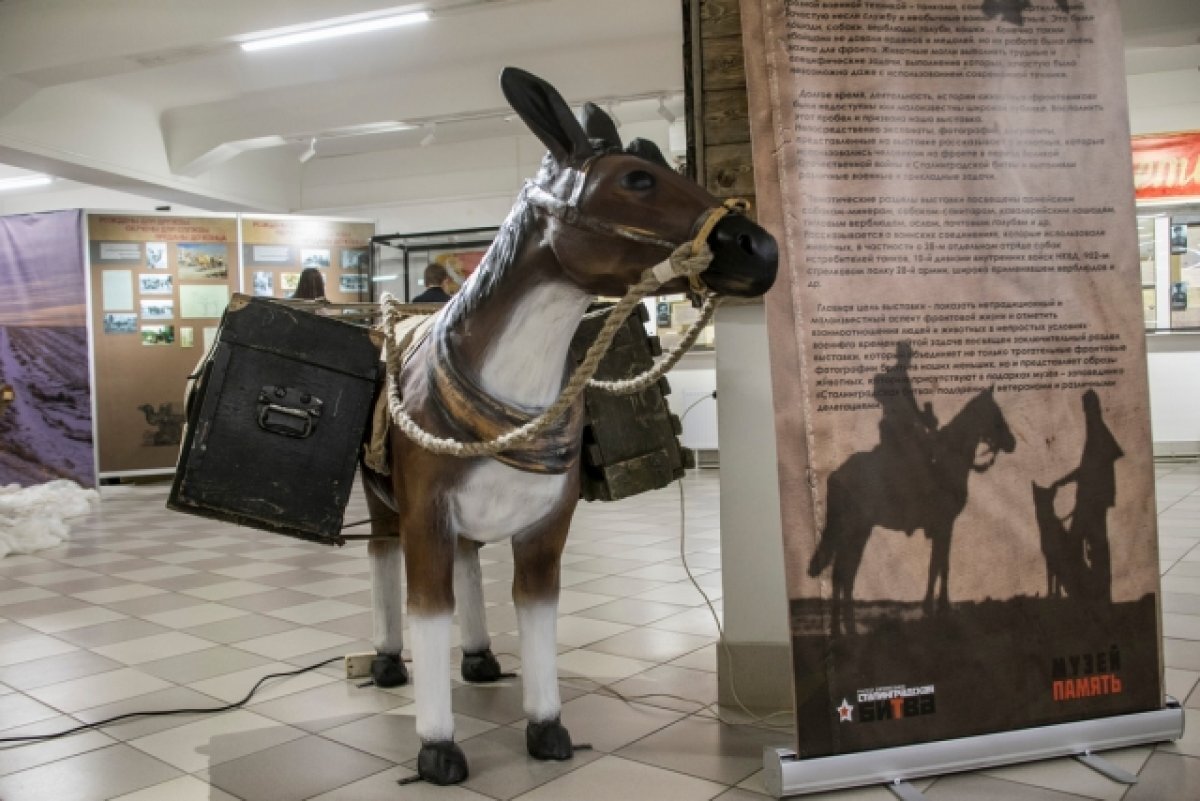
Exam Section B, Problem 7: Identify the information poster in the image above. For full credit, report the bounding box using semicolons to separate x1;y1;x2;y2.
240;216;374;303
88;214;238;474
745;0;1162;757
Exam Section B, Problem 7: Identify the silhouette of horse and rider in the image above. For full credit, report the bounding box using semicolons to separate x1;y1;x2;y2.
808;342;1017;636
1033;389;1124;605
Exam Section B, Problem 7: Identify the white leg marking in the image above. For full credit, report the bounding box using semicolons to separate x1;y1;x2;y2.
411;612;455;742
368;539;404;654
454;544;490;654
517;601;561;723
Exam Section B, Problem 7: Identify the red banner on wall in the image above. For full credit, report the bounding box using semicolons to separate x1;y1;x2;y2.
1133;132;1200;201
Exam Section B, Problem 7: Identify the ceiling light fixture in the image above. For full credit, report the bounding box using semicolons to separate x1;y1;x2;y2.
656;98;676;124
298;138;317;163
241;10;430;52
0;173;52;192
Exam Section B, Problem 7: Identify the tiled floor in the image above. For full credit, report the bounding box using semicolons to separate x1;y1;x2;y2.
0;465;1197;800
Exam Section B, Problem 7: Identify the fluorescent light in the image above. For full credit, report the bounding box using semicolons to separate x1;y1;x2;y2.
241;11;430;52
0;174;52;192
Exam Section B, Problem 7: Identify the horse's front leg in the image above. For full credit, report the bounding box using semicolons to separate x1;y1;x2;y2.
454;538;503;682
513;518;574;761
405;527;468;785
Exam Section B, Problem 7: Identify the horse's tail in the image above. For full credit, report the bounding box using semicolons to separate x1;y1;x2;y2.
808;529;835;577
808;474;843;576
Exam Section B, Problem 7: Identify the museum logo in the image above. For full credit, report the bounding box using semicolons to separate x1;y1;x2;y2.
1051;645;1123;702
836;684;937;723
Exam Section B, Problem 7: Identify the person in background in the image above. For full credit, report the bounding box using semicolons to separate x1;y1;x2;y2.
292;267;326;300
412;263;459;303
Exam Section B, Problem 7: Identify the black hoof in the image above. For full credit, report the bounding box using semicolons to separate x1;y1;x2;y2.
417;740;469;785
461;648;503;683
526;717;573;761
371;652;409;687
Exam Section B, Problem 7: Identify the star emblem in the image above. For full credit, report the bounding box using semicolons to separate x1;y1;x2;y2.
836;698;854;722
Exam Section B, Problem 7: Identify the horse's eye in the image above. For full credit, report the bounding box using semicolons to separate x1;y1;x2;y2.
621;170;656;191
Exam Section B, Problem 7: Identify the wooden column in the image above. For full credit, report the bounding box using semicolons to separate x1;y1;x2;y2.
684;0;755;211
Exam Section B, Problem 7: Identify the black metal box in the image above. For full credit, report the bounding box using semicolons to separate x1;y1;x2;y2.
571;304;693;502
168;295;382;545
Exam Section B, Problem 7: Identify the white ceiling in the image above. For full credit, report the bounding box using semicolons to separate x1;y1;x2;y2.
0;0;1196;212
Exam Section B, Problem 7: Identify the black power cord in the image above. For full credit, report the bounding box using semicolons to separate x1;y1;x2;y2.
0;656;341;745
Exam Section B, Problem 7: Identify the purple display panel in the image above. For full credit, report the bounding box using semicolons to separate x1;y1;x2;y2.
0;210;94;487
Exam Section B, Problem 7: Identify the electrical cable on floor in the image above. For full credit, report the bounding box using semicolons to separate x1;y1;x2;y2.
553;391;792;731
3;394;787;747
0;657;342;745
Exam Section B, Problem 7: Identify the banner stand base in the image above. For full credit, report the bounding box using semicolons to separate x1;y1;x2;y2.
763;698;1184;798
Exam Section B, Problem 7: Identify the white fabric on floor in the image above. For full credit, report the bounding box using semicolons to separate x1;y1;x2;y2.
0;480;98;558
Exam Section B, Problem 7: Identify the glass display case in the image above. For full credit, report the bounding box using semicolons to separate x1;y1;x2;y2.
1137;203;1200;332
369;227;497;302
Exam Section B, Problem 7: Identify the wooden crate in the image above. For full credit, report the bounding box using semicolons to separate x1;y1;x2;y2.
168;295;382;545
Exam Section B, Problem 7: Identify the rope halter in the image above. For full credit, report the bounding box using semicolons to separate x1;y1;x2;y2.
381;189;751;459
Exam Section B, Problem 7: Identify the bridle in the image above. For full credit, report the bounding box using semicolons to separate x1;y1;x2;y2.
520;156;749;265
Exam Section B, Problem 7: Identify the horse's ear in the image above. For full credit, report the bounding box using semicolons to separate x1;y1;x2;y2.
627;138;671;169
582;102;622;151
500;67;592;164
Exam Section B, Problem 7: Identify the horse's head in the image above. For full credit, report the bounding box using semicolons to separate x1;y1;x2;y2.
971;387;1016;471
500;67;777;299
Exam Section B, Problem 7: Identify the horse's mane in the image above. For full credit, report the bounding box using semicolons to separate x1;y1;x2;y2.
440;187;538;330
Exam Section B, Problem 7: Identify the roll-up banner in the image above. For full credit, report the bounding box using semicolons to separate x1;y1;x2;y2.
746;0;1163;759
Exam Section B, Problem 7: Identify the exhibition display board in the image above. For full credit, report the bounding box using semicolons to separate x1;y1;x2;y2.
744;0;1165;773
0;210;93;487
241;216;374;303
88;214;239;475
83;213;376;478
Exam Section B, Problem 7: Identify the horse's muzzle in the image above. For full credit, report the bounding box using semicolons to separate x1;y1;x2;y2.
702;214;779;298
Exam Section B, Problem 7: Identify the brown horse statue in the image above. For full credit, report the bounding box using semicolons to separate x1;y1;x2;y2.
359;67;777;785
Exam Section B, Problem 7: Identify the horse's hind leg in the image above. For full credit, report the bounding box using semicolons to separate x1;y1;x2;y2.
833;524;869;636
364;477;408;687
925;525;952;614
455;538;503;682
512;520;574;762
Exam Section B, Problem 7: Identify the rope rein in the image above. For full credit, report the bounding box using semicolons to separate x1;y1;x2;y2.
380;198;744;458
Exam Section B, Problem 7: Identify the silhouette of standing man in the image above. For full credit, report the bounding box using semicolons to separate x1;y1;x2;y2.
1054;390;1124;602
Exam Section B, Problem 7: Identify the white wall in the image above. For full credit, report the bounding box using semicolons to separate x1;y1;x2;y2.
1148;335;1200;450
